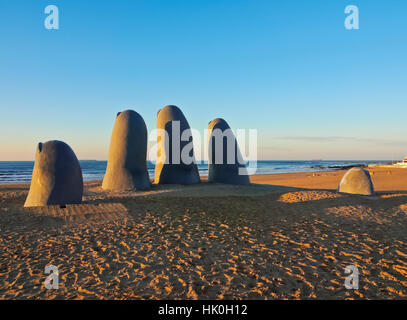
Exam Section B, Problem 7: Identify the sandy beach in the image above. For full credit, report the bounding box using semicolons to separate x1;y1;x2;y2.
1;167;407;300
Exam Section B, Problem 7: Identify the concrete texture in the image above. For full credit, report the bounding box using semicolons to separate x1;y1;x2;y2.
24;140;83;207
102;110;151;191
154;105;200;184
207;118;250;185
338;167;375;196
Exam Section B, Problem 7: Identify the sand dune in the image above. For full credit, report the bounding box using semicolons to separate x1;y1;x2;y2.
0;168;407;299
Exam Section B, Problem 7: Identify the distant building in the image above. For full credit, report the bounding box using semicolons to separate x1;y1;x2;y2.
396;155;407;166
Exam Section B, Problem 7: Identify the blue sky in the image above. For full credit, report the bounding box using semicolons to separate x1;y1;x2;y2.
0;0;406;160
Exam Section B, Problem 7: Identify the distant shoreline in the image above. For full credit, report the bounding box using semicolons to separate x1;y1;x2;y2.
5;165;407;191
0;160;396;185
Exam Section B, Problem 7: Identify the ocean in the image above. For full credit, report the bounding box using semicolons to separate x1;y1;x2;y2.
0;160;392;185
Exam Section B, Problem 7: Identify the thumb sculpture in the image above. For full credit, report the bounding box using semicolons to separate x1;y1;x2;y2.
24;140;83;207
207;118;250;185
102;110;151;191
338;167;375;196
154;105;200;184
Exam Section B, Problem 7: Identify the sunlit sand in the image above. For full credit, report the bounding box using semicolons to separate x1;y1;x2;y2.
1;168;407;299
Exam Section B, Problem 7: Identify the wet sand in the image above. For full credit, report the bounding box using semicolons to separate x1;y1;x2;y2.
0;167;407;299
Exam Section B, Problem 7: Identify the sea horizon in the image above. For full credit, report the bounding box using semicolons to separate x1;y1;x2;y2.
0;160;393;185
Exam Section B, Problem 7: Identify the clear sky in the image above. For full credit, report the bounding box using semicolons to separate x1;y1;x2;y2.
0;0;406;161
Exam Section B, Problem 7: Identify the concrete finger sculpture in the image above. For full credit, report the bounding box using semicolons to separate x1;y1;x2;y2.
207;118;250;185
338;167;374;196
102;110;151;191
154;105;200;184
24;140;83;207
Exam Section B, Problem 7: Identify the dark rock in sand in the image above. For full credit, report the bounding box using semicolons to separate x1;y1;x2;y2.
154;105;200;184
207;118;250;185
24;140;83;207
329;164;367;170
338;167;375;196
102;110;151;191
